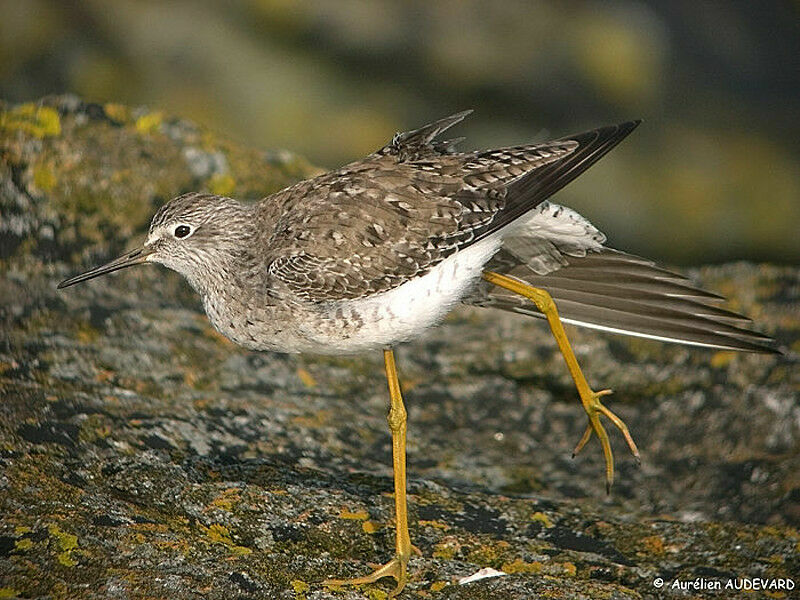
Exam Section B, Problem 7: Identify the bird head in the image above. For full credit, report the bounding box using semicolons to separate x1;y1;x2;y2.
58;192;251;290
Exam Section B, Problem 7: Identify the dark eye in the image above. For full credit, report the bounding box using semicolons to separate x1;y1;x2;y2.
174;225;191;238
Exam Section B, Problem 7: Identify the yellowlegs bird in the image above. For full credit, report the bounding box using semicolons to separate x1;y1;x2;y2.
59;111;776;596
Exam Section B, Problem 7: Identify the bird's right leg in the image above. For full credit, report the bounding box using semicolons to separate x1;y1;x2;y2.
482;270;640;492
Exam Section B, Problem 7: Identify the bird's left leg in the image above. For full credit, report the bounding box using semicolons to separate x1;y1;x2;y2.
323;348;413;598
482;271;640;491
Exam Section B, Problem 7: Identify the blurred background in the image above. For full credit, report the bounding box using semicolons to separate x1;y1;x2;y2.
1;0;798;264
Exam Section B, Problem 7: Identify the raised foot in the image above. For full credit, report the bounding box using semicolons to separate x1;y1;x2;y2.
324;553;409;598
571;388;640;493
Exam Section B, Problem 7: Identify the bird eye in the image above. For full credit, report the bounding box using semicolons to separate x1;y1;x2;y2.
174;225;192;239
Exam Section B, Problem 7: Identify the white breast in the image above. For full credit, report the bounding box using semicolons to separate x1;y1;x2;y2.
299;235;503;354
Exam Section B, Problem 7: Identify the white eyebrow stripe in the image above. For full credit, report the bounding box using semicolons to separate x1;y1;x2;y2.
146;225;167;246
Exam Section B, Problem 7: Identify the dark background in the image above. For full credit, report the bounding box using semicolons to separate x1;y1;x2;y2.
2;0;799;264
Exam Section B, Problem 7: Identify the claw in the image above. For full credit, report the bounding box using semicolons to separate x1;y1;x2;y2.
572;387;640;491
324;553;409;598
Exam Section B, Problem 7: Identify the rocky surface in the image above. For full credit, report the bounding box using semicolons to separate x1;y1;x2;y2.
1;97;798;599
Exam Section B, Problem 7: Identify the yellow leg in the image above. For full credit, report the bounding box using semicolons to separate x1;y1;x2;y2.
482;271;640;492
324;348;412;597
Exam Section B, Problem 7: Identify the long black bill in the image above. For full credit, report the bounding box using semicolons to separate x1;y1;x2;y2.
58;246;155;289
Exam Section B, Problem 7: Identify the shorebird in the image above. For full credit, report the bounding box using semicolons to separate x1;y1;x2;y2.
59;111;776;596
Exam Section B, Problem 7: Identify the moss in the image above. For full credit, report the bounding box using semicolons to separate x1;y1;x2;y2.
0;589;20;599
561;562;577;577
0;103;61;138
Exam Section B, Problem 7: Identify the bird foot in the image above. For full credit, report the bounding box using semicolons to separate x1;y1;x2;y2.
571;388;640;492
324;552;410;598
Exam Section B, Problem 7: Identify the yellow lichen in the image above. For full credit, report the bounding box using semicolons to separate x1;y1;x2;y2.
362;520;381;534
48;524;78;551
432;537;461;560
33;164;57;192
207;488;241;512
531;511;554;528
364;589;388;600
14;538;33;551
57;551;78;567
203;523;252;555
296;367;317;388
208;173;236;196
48;524;79;567
501;558;543;574
339;509;369;520
104;102;131;123
430;581;449;592
291;579;309;599
466;540;510;565
641;535;666;555
134;111;163;135
0;588;20;599
710;351;736;369
0;104;61;138
418;519;450;530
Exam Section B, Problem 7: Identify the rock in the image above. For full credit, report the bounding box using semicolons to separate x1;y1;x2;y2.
1;96;798;599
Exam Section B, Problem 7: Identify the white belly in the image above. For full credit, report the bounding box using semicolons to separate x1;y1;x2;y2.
297;236;503;354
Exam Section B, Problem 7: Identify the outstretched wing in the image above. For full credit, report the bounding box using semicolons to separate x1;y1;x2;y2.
267;113;639;303
468;203;777;353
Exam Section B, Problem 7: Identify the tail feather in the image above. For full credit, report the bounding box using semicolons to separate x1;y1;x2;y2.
472;249;778;354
